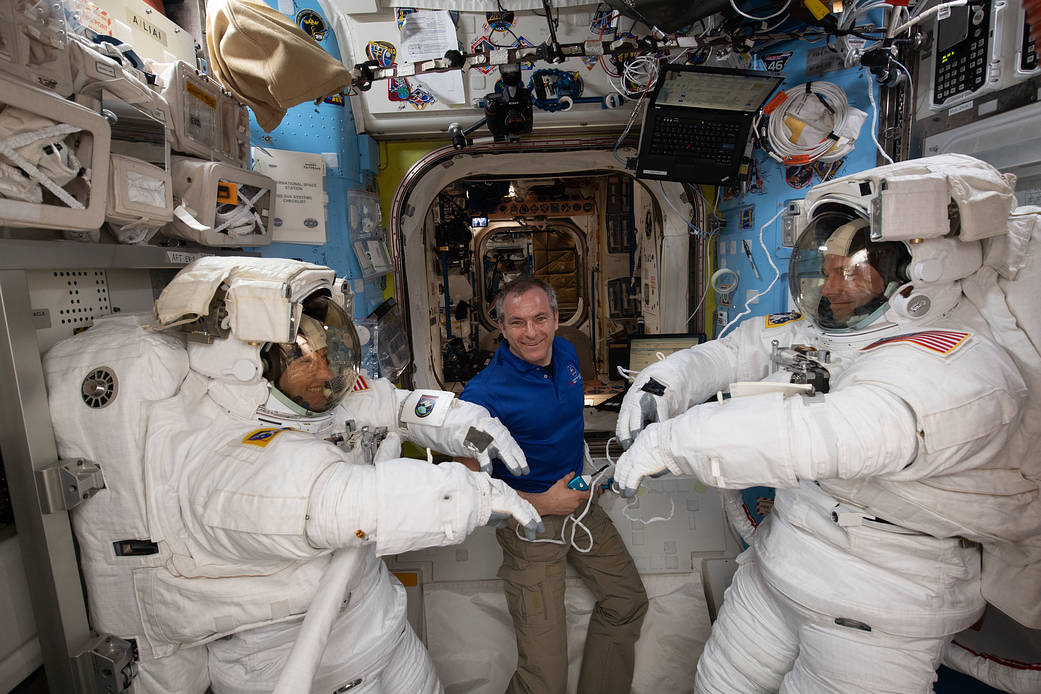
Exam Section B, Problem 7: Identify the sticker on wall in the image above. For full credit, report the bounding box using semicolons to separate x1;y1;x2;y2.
785;164;814;189
296;9;328;41
739;206;754;230
408;86;436;109
512;35;535;69
471;36;497;74
582;55;599;70
396;7;417;29
590;5;617;32
366;41;397;67
486;10;514;32
761;51;793;72
814;158;844;182
388;76;411;102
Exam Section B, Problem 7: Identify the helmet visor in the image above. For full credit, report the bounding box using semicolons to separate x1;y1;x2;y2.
789;210;890;331
268;295;360;413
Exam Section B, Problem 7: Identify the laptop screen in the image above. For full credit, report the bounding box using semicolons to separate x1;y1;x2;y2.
627;333;703;374
654;65;784;112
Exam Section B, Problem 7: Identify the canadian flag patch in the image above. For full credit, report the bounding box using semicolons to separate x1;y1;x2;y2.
862;329;971;355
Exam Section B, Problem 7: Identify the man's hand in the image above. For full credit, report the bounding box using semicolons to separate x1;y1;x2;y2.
613;423;673;498
616;375;674;450
466;416;529;476
521;472;591;516
484;476;544;540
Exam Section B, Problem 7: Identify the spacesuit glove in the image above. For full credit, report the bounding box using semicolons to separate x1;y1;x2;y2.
616;370;678;449
613;421;683;498
469;473;543;539
465;416;529;476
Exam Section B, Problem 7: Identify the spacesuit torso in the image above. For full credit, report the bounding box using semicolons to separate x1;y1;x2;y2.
691;300;1030;635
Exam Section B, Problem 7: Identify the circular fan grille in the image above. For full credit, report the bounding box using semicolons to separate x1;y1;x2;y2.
81;367;117;408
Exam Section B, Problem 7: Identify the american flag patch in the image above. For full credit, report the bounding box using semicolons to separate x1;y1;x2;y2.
862;330;971;355
352;374;370;391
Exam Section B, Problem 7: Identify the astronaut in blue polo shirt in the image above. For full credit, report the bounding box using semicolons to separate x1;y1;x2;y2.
461;277;647;694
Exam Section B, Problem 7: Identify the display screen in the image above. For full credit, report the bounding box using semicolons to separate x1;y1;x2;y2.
627;333;703;373
471;216;489;228
655;70;782;112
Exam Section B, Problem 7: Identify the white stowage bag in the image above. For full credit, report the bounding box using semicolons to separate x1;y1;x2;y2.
0;107;83;203
42;314;209;692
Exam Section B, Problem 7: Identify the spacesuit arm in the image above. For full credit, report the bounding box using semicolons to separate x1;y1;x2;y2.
616;319;776;447
305;458;541;555
392;388;529;476
614;382;919;495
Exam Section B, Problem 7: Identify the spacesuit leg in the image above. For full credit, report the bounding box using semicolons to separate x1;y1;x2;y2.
779;610;946;694
374;622;444;694
694;555;796;694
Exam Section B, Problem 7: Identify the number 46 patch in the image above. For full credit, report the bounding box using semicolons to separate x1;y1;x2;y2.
762;52;793;72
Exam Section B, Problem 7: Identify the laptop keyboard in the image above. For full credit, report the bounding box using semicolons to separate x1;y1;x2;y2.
649;115;740;164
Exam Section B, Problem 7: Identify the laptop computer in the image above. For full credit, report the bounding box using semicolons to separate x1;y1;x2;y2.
596;332;705;410
634;64;784;186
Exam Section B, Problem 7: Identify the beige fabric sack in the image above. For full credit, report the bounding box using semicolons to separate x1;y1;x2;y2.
205;0;351;131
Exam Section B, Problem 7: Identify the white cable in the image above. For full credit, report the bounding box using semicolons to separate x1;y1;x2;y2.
658;181;709;237
865;69;895;165
604;437;674;525
514;466;614;552
728;0;792;21
763;81;864;165
718;206;784;339
890;0;967;37
891;57;914;96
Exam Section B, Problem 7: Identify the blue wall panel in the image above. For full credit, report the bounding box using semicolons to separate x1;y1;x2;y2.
715;41;885;329
248;0;385;318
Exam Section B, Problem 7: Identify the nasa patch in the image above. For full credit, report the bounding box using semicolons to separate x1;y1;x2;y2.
366;41;397;68
567;363;582;386
415;393;438;418
765;311;802;328
296;9;327;41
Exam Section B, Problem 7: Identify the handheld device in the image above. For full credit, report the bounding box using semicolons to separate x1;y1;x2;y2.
567;474;592;491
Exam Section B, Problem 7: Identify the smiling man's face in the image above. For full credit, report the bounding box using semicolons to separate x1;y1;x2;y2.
500;286;559;366
820;251;885;323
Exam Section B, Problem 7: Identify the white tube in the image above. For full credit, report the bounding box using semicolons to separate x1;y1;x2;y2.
272;548;364;694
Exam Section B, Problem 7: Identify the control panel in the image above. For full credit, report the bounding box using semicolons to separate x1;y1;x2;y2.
929;0;1004;108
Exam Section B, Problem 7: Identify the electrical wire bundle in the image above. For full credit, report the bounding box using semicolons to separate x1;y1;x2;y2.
757;80;867;165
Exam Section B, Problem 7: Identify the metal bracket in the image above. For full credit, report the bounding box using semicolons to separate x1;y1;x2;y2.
35;458;105;514
73;635;137;693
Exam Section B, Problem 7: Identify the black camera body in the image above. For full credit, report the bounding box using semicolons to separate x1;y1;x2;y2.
483;64;532;142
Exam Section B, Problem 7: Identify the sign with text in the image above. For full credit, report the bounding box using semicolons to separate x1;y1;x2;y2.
252;147;327;245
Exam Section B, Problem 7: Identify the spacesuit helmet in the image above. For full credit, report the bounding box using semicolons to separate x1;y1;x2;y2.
789;204;910;332
261;292;360;415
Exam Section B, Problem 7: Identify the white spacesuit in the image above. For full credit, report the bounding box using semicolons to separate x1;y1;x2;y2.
613;155;1041;693
43;256;541;694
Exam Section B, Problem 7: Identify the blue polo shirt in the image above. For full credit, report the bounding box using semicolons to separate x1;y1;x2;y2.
460;336;585;493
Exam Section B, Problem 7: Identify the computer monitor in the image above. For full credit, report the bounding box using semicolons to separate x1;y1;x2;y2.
627;333;704;374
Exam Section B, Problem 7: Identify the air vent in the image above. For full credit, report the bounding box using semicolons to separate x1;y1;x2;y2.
81;367;117;408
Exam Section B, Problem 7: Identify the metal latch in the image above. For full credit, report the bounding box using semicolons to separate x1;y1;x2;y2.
35;458;105;514
770;341;831;394
331;421;389;464
73;635;137;693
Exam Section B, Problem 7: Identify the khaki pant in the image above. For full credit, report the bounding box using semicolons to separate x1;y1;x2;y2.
496;502;648;694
